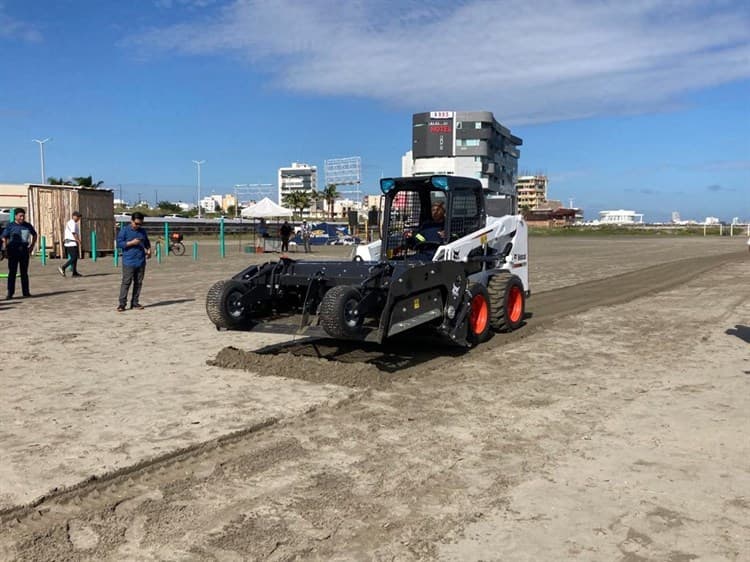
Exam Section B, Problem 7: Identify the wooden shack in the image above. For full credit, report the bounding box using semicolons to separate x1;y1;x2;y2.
0;183;29;210
27;184;115;258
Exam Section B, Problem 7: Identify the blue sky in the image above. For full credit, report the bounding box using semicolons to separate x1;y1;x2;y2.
1;0;748;222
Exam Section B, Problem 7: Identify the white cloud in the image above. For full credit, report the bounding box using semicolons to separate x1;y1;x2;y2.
125;0;750;124
0;4;41;42
153;0;219;9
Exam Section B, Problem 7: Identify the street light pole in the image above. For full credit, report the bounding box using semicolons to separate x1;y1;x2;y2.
192;160;205;218
234;183;250;219
32;138;51;184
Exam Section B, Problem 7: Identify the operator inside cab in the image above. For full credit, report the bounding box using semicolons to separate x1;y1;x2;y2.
403;198;446;260
414;201;446;245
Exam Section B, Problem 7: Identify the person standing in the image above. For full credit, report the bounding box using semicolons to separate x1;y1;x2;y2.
301;219;312;253
0;208;37;299
116;212;151;312
58;211;83;277
279;220;293;252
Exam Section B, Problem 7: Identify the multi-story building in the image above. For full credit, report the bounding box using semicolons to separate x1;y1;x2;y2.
402;110;522;214
278;162;318;204
598;210;644;224
221;194;237;213
362;194;383;211
516;175;548;210
200;194;223;213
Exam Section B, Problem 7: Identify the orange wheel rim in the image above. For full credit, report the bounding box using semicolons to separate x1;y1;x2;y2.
508;286;523;323
470;294;488;334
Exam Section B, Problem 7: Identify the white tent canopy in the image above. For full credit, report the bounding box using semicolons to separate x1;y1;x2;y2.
240;197;292;218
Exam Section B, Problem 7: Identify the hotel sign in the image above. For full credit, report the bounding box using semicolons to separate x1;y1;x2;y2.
413;112;455;158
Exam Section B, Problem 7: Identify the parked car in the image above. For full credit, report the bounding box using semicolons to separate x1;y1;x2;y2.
328;235;360;246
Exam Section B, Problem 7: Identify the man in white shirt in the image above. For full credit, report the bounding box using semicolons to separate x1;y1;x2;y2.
301;220;312;253
58;211;82;277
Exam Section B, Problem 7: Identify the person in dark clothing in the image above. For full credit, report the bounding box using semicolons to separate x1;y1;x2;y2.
0;208;37;299
279;220;293;252
405;202;446;246
415;201;446;244
116;212;151;311
258;218;269;238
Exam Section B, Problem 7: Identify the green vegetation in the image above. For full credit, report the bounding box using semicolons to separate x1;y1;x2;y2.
156;200;183;214
317;184;340;219
282;191;312;219
48;175;104;187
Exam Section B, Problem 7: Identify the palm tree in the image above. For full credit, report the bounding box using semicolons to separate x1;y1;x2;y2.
48;177;73;186
47;176;104;188
283;191;312;219
72;176;104;188
322;184;339;219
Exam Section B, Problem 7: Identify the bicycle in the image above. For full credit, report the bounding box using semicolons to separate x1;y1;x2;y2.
167;233;186;256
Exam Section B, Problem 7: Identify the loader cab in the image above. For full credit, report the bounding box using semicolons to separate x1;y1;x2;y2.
380;175;486;260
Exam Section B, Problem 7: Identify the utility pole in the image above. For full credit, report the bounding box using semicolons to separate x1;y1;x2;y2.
234;184;240;219
192;160;205;218
32;138;51;184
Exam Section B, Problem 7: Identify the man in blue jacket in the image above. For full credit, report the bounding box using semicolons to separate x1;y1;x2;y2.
0;208;37;299
116;212;151;311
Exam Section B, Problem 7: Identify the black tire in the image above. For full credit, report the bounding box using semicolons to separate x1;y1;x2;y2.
466;283;492;346
319;285;364;339
487;273;525;332
172;241;185;256
206;280;249;329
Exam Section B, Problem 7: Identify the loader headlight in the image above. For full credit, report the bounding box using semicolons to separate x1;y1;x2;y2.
430;176;449;190
380;178;396;193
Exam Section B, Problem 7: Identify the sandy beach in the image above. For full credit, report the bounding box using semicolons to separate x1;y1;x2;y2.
0;236;747;560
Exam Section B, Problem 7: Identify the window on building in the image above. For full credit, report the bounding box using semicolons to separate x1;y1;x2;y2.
474;122;482;129
465;139;480;146
456;121;462;129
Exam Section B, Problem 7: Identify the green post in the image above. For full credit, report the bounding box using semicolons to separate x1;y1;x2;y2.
164;222;169;257
192;241;198;260
40;236;47;265
114;222;123;266
219;217;225;258
90;231;97;262
9;208;15;222
156;241;162;264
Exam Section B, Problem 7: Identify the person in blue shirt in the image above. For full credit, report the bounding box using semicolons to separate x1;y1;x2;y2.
0;208;37;299
116;212;151;311
415;201;446;245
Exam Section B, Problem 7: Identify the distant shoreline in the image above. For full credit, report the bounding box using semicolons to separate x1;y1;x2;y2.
529;224;750;237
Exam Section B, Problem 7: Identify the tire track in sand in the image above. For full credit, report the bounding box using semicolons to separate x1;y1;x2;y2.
210;250;748;385
0;250;744;529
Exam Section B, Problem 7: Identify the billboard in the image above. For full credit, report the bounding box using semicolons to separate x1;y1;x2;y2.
413;111;454;158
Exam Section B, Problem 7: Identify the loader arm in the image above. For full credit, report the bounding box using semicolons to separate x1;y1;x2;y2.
431;214;529;293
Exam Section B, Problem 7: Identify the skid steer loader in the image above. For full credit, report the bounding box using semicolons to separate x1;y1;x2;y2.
206;175;528;347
